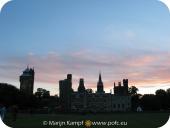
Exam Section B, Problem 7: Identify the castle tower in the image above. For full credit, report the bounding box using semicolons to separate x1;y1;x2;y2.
59;74;72;112
97;72;105;93
123;79;128;95
114;79;129;96
20;66;34;95
78;78;86;92
67;74;72;83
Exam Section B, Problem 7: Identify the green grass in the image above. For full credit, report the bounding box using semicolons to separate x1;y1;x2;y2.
4;112;170;128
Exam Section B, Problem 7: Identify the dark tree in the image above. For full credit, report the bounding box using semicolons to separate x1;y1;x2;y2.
155;89;168;110
156;89;166;96
0;83;37;109
140;94;160;110
35;88;50;99
128;86;138;95
166;88;170;94
167;88;170;108
131;94;142;111
0;83;20;106
86;89;93;93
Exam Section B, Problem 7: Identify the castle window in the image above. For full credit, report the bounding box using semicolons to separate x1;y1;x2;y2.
122;104;125;108
118;104;120;108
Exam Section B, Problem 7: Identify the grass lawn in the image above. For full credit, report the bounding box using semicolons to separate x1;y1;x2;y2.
4;112;170;128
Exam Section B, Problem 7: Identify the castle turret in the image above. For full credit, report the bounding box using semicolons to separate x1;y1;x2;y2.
97;72;105;93
78;78;86;92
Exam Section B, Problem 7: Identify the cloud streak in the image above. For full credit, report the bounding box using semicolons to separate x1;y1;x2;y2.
0;49;170;95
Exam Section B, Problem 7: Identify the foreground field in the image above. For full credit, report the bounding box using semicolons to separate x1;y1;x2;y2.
4;112;170;128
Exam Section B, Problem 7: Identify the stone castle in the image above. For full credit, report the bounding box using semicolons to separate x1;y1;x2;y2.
19;67;131;112
59;74;131;112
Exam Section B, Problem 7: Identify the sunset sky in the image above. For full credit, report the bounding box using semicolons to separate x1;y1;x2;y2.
0;0;170;95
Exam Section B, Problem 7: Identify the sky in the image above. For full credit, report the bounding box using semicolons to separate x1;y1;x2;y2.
0;0;170;95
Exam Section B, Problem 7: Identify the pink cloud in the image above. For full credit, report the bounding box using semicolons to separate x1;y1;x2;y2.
0;50;170;95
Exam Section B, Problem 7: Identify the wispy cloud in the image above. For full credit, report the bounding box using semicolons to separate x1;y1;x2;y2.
0;50;170;94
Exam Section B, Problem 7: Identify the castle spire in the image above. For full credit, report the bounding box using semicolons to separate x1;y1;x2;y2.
97;72;104;93
99;72;102;82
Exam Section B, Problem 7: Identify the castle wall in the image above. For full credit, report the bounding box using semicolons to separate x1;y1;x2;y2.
71;92;131;112
111;96;131;111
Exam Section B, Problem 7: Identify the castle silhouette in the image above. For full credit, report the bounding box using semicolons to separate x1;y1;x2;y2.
20;67;131;112
59;74;131;112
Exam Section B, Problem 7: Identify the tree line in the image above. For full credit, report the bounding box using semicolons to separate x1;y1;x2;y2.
0;83;59;111
0;83;170;111
129;86;170;111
